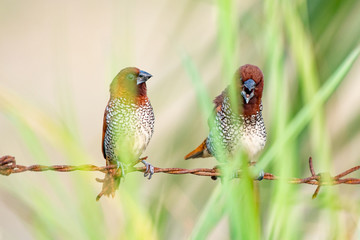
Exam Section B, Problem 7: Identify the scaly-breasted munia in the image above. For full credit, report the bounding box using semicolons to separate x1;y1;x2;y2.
185;64;266;163
97;67;155;200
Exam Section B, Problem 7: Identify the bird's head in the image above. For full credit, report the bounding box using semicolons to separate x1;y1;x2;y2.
233;64;264;105
110;67;152;99
231;64;264;115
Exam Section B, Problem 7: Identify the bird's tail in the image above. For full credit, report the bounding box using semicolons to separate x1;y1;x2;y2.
96;161;121;201
184;139;211;160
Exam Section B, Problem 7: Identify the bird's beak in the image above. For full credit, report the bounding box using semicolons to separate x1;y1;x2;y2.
241;79;256;104
137;70;152;85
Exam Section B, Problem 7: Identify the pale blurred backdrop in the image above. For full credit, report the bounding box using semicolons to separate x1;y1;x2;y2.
1;0;360;239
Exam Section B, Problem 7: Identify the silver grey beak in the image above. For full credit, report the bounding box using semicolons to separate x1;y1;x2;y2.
241;79;256;104
137;70;152;85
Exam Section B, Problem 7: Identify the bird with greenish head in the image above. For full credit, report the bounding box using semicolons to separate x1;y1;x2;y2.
97;67;155;200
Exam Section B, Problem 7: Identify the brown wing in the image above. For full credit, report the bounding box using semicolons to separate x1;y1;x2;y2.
101;106;108;159
207;89;227;127
213;89;226;113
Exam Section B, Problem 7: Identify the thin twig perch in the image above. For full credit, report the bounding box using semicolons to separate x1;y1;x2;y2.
1;155;360;198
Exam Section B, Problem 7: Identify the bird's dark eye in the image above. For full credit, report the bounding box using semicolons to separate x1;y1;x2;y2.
127;74;135;80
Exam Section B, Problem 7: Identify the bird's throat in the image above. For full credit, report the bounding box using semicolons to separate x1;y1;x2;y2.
242;98;261;116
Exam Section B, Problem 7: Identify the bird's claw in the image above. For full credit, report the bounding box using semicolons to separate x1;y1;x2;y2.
248;162;264;181
141;160;154;180
256;169;264;181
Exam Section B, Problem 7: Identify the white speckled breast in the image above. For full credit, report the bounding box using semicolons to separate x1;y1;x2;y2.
104;98;154;163
206;96;266;159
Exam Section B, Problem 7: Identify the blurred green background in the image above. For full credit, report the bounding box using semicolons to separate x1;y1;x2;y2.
1;0;360;239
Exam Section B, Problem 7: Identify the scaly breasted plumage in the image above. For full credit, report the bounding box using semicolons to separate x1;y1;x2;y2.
185;64;266;161
97;67;154;200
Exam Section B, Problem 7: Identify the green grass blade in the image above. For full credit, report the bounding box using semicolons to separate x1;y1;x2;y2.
258;46;360;170
181;53;213;118
190;185;224;240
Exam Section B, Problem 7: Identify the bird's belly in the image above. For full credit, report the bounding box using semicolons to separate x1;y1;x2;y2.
104;99;154;165
238;133;266;158
133;125;152;156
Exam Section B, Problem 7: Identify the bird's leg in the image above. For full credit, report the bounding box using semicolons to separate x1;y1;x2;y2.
133;156;154;180
116;161;126;179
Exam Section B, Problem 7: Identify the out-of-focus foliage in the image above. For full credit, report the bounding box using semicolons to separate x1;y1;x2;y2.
0;0;360;239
